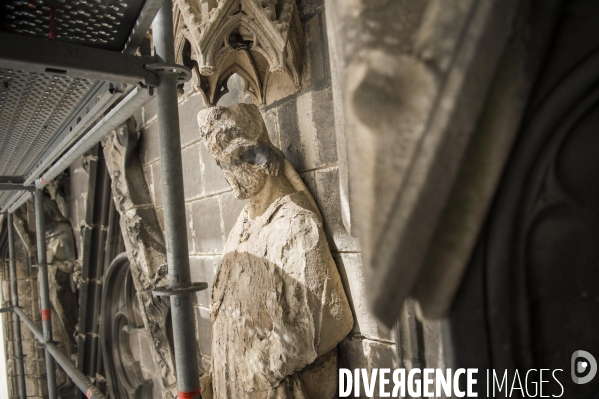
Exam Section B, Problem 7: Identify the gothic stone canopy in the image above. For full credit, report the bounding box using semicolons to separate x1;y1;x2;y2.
174;0;303;105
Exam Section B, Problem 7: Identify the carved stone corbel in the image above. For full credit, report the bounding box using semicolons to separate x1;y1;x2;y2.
174;0;303;105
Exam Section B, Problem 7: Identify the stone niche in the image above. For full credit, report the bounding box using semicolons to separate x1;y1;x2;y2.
173;0;303;106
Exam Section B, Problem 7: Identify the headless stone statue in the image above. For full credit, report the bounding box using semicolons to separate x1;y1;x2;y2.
197;104;353;399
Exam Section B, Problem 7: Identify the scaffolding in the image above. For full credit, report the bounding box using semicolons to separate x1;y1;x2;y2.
0;0;203;398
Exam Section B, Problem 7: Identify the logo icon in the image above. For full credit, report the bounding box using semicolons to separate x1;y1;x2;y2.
571;350;597;384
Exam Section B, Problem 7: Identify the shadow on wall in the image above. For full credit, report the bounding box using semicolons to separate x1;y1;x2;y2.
216;74;254;107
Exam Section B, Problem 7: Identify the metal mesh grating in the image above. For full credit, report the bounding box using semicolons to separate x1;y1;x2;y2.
0;69;96;176
1;0;145;51
0;191;12;207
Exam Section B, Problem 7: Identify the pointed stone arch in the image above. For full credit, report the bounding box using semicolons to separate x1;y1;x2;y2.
174;0;303;106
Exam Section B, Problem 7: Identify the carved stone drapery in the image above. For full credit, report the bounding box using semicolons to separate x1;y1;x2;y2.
174;0;303;105
102;119;188;399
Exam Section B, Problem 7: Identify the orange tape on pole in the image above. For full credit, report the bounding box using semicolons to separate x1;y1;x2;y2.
41;308;51;321
178;388;202;399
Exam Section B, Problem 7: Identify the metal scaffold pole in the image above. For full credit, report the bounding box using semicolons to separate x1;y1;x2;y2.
7;213;27;399
152;0;202;398
33;188;59;399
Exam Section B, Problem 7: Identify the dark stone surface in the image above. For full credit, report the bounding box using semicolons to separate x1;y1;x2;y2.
277;98;305;171
297;0;324;20
312;86;337;165
300;170;316;197
302;13;328;87
155;207;164;233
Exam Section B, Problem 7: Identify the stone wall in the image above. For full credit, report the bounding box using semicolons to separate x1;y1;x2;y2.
1;239;48;399
134;0;397;391
0;161;88;399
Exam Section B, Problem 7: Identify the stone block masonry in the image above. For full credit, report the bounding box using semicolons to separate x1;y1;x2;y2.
135;1;396;392
1;240;51;399
0;1;396;397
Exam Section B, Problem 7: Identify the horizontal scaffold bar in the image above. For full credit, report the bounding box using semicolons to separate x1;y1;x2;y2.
0;32;158;86
12;306;106;399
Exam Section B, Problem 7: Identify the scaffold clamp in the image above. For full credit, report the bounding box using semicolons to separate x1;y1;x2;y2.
152;282;208;296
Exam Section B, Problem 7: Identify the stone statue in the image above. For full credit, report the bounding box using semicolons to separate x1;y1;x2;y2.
197;104;353;399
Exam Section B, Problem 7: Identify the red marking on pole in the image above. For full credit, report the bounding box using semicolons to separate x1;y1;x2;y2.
48;6;57;40
41;308;51;321
40;176;48;185
178;388;202;399
86;386;102;398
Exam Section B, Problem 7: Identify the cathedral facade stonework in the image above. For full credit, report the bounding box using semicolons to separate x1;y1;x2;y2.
198;104;353;398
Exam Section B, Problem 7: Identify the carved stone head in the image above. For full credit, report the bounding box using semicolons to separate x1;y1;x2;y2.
197;103;284;199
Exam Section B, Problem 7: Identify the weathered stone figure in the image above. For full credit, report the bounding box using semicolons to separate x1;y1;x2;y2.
198;103;353;399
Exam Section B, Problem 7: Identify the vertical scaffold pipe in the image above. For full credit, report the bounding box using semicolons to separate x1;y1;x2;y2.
152;0;201;398
33;188;58;399
7;213;27;399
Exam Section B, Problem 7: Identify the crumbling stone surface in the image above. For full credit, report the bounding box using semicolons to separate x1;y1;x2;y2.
198;104;353;398
211;191;353;398
102;120;185;398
